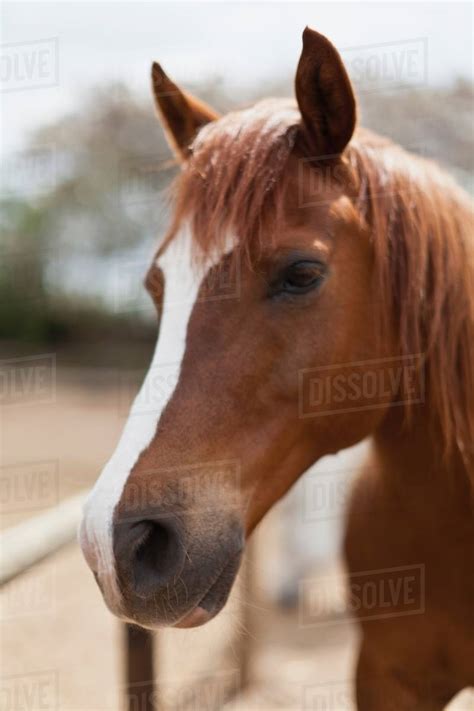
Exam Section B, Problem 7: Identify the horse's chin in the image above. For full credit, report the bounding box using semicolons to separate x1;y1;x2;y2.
173;552;242;629
118;549;242;631
173;606;213;628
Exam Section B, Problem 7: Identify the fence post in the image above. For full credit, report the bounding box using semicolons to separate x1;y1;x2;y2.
236;536;256;693
124;623;157;711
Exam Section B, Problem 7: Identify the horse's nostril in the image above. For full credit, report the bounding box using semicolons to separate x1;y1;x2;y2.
135;521;169;563
134;521;173;582
114;515;186;599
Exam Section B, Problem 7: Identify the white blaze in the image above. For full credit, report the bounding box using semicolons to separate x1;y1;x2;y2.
79;233;201;613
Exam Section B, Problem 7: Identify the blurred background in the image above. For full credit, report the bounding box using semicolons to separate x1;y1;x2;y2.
1;2;473;710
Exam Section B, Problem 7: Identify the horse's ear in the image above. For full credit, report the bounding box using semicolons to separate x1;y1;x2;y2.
295;27;356;157
151;62;220;160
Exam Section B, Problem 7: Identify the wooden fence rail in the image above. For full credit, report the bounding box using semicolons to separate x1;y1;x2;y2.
0;492;254;711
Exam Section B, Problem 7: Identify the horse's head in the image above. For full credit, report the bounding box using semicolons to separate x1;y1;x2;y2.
80;28;399;628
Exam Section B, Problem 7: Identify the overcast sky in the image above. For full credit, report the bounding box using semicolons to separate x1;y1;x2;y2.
1;1;472;155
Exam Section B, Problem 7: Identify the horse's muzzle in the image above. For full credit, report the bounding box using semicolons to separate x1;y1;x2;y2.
111;508;244;628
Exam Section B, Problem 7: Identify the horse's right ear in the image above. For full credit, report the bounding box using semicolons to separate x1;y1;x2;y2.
295;28;356;157
151;62;220;161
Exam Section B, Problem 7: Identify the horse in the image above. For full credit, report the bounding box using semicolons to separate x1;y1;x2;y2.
79;27;474;709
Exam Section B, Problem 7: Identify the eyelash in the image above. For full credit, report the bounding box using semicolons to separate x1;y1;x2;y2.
271;260;327;297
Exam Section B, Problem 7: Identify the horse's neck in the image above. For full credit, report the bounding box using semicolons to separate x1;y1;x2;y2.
372;406;473;516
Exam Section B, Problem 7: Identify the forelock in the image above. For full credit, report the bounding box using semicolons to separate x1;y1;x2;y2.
164;98;301;262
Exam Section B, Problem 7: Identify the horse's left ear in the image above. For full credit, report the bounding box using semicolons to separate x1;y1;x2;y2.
295;27;356;157
151;62;220;160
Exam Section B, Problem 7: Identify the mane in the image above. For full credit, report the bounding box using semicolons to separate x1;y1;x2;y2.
347;132;474;463
161;99;300;260
162;99;474;463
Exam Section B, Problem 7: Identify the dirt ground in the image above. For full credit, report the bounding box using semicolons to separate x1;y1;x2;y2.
1;371;473;710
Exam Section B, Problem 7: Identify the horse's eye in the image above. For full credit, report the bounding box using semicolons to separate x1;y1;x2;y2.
276;261;326;295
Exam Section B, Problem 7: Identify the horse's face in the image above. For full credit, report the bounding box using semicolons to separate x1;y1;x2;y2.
80;29;393;628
